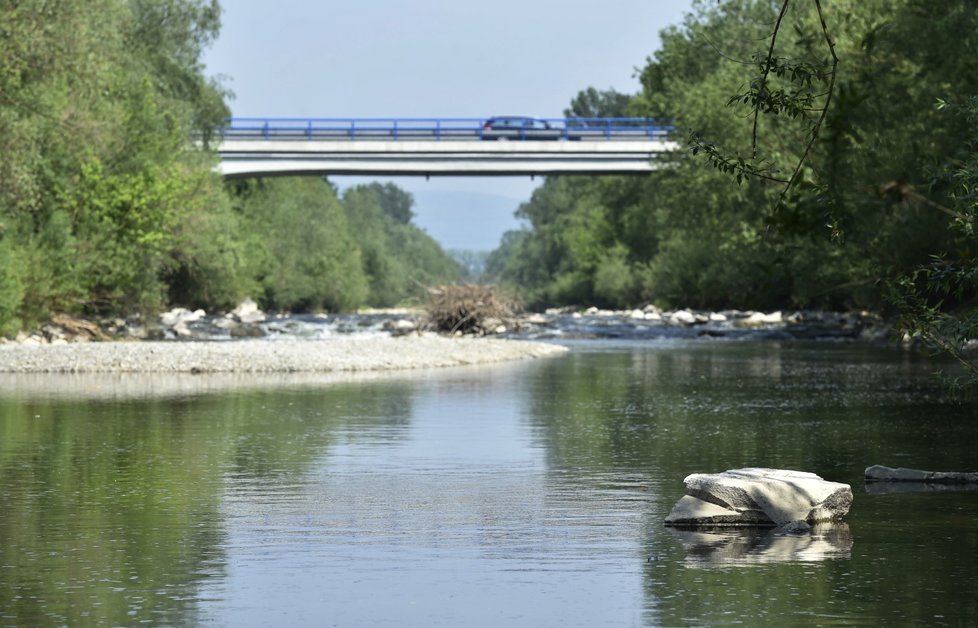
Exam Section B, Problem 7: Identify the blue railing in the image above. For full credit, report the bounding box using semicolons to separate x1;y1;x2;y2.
219;117;674;141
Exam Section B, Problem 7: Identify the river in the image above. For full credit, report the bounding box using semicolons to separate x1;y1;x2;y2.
1;336;977;626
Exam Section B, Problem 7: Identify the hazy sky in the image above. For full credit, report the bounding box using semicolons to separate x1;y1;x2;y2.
205;0;695;250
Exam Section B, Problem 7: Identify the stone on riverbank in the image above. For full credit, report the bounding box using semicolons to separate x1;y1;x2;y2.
865;465;978;484
665;468;852;528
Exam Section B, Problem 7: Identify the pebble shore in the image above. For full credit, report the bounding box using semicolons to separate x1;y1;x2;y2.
0;336;567;374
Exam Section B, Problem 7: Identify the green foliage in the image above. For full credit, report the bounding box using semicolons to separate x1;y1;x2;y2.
564;87;633;119
887;97;978;385
488;0;978;353
360;182;415;225
0;238;26;335
0;0;462;331
164;164;254;310
341;183;460;308
231;178;368;312
449;249;490;282
0;0;233;330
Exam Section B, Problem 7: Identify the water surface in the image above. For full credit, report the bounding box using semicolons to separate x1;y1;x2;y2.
1;340;976;626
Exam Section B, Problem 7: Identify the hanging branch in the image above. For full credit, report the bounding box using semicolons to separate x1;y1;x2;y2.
779;0;838;203
752;0;791;159
689;0;838;199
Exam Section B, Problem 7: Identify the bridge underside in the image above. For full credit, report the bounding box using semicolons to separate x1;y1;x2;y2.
217;139;679;178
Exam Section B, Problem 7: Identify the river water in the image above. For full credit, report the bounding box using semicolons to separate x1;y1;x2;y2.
1;336;977;626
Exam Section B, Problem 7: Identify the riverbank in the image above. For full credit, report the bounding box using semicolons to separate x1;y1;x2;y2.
0;336;567;374
2;303;894;346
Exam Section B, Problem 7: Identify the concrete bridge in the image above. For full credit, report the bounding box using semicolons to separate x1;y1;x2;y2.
216;117;680;178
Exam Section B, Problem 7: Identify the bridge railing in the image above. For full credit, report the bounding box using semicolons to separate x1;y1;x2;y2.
219;117;675;141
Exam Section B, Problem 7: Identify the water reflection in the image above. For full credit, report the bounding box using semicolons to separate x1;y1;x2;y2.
864;481;978;494
2;341;978;626
668;524;853;565
0;373;421;625
0;369;435;401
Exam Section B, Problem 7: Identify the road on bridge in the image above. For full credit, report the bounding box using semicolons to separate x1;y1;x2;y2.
219;116;674;142
214;117;680;177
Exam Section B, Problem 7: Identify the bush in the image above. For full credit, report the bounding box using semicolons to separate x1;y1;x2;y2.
0;239;26;336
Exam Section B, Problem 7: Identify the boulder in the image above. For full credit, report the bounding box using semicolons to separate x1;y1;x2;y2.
229;323;266;338
232;298;266;324
735;311;783;327
665;468;852;528
865;465;978;484
669;309;699;325
160;308;205;327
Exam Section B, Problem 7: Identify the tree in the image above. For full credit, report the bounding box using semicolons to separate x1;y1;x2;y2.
341;183;459;307
564;87;632;119
0;0;235;330
232;177;368;312
361;182;415;225
488;0;978;337
690;0;978;385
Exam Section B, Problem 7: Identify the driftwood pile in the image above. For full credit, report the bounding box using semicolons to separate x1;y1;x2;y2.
422;284;517;335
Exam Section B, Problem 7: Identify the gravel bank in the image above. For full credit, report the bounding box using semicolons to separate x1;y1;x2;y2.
0;336;567;373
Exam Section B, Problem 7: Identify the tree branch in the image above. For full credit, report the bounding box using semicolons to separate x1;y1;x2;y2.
752;0;791;158
778;0;838;204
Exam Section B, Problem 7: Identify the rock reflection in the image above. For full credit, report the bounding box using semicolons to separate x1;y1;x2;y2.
865;481;978;495
668;524;853;565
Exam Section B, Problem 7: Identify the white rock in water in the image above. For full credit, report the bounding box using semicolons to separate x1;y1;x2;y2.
670;309;697;325
665;468;852;527
160;308;205;327
232;298;266;324
737;311;783;327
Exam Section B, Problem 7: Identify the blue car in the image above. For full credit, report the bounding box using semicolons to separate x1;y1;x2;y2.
481;116;563;140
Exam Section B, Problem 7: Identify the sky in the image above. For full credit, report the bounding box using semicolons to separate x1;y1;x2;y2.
204;0;695;251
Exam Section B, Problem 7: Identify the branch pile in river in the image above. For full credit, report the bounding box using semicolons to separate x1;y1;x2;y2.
422;285;518;335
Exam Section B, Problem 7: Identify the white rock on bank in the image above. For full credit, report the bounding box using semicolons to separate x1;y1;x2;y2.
232;298;266;324
665;468;852;528
160;308;206;327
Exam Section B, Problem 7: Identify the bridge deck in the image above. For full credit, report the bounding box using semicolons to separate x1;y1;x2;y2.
215;117;680;177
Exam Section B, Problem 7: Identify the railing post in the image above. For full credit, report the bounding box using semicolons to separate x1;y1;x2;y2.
350;120;356;140
307;120;312;140
263;120;269;140
606;119;611;140
393;120;398;141
435;120;441;140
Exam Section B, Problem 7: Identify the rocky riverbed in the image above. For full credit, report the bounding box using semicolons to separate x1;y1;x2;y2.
3;299;893;346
